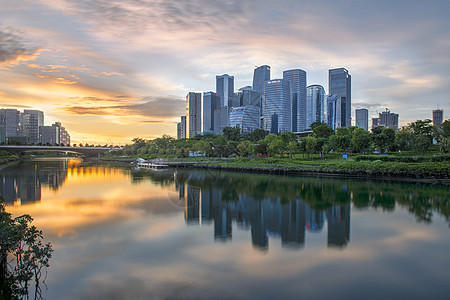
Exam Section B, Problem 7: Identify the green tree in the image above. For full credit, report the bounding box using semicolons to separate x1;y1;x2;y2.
313;124;334;139
249;129;269;142
267;137;284;157
287;141;298;160
237;140;254;157
304;137;317;159
372;126;395;153
222;126;241;142
352;128;372;154
0;200;53;299
395;128;414;151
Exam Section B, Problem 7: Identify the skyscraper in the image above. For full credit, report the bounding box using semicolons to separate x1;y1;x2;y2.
216;74;234;108
306;85;327;128
327;94;344;130
355;108;369;131
186;92;201;138
252;65;271;116
433;109;444;126
229;106;260;134
180;116;186;139
231;86;260;108
329;68;351;127
283;69;307;132
22;110;44;144
203;92;221;133
263;79;291;134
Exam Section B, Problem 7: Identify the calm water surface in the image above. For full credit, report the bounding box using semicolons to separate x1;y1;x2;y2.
1;158;449;300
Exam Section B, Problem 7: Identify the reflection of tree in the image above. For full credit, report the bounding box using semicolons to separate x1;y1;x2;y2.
133;169;450;227
0;200;53;299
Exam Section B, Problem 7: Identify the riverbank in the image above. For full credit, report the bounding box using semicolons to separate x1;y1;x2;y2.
100;154;450;183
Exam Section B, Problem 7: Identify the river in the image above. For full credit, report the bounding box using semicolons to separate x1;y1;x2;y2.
1;158;449;299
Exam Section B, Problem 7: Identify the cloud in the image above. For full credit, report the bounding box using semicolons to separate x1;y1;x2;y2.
0;28;42;65
65;96;185;118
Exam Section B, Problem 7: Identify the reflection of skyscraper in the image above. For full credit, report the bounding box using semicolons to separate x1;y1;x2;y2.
185;185;200;225
305;205;325;232
326;203;350;248
214;207;232;241
281;200;306;249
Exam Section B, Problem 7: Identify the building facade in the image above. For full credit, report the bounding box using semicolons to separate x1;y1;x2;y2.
372;109;399;130
203;92;221;134
433;109;444;126
22;110;44;144
231;86;260;108
306;85;327;128
327;94;344;130
329;68;351;127
283;69;307;132
53;122;70;145
216;74;234;108
40;125;59;145
355;108;369;131
229;105;260;134
252;65;270;117
186;92;201;138
263;79;291;134
0;109;21;138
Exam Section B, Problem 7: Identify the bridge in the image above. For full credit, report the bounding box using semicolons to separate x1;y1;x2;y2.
0;145;117;157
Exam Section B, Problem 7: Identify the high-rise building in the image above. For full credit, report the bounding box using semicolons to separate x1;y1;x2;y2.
203;92;221;133
216;74;234;108
213;107;229;135
186;92;201;138
252;65;271;116
372;108;399;130
355;108;369;131
263;79;291;134
283;69;307;132
306;85;327;128
180;116;186;139
329;68;351;127
0;109;20;138
229;106;260;134
231;86;260;108
433;109;444;126
327;94;344;130
22;110;44;144
177;122;182;140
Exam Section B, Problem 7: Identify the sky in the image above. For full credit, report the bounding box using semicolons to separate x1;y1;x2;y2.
0;0;449;145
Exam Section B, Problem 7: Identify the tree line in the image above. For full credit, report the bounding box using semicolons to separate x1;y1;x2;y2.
113;119;450;159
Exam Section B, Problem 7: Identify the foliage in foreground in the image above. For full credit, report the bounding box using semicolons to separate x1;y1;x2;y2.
0;200;53;300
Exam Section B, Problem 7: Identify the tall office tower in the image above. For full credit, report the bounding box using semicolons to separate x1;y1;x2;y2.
231;86;260;108
306;85;327;128
180;116;186;139
213;107;229;135
229;106;260;134
22;110;44;143
216;74;234;107
327;94;344;130
0;109;20;137
186;92;201;138
53;122;70;145
355;108;369;131
263;79;291;134
372;108;399;130
177;122;182;140
433;109;444;126
329;68;351;127
283;69;307;132
203;92;221;133
252;65;271;114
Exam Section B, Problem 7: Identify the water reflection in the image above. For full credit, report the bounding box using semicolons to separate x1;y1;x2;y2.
177;179;350;251
0;159;75;204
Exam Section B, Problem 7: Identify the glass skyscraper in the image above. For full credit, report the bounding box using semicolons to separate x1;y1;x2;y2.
355;108;369;131
186;92;201;138
229;106;260;134
283;69;307;132
306;85;326;128
263;79;291;134
252;65;270;116
203;92;221;133
329;68;351;127
327;94;343;130
216;74;234;108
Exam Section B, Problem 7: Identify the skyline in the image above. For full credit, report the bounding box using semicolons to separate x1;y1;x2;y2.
1;0;449;144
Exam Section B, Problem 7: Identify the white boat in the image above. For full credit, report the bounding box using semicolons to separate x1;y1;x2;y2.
136;162;169;170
